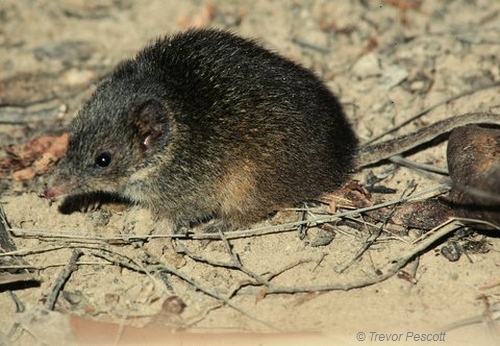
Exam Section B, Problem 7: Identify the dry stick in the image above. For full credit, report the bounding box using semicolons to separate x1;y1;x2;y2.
218;228;272;286
0;245;68;257
389;155;449;175
231;258;313;300
0;273;37;285
0;244;141;271
0;261;109;271
185;303;225;329
339;216;408;244
264;259;313;283
335;224;383;274
217;227;242;266
411;217;499;245
45;250;83;310
0;206;37;283
312;254;327;272
173;243;271;287
8;291;25;313
89;247;161;286
0;205;17;253
146;262;280;331
240;219;465;295
228;259;316;300
7;236;268;323
363;80;500;145
92;247;279;331
335;180;414;274
7;184;450;244
184;184;450;241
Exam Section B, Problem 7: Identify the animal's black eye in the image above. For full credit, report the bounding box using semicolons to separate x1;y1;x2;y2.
95;152;112;167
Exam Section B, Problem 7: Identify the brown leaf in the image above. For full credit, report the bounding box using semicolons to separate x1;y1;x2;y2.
322;180;373;212
12;167;36;181
7;133;69;180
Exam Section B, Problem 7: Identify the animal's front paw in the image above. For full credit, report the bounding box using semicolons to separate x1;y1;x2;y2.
58;192;129;214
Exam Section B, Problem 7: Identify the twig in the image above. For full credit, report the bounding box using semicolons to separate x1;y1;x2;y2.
145;261;280;331
89;246;279;331
223;259;312;299
89;248;160;286
337;179;421;273
217;227;241;266
173;241;271;287
334;181;408;274
0;273;38;284
45;250;83;310
8;291;25;313
8;183;450;243
335;225;383;274
0;205;17;252
389;155;449;175
240;219;464;294
0;244;68;257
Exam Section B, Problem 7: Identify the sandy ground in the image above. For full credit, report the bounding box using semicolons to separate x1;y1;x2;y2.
0;1;499;345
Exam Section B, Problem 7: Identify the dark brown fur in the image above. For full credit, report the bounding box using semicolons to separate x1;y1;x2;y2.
43;28;358;232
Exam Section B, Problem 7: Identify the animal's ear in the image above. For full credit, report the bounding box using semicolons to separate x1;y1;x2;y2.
134;101;170;150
